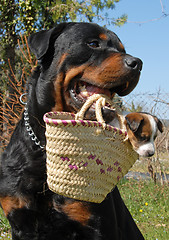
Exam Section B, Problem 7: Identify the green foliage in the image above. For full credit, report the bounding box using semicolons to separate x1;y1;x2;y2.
118;178;169;240
50;0;125;24
0;208;11;239
0;0;127;90
113;94;125;110
129;101;143;112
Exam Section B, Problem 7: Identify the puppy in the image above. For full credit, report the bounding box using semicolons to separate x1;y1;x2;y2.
109;112;163;157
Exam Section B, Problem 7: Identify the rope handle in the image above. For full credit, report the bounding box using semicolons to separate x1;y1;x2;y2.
75;94;114;124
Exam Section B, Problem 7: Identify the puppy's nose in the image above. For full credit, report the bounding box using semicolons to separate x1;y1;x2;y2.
125;56;143;71
147;150;154;157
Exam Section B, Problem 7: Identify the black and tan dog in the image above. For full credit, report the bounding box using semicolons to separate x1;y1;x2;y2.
0;23;144;239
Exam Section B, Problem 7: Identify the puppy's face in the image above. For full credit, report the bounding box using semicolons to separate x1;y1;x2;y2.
124;113;163;157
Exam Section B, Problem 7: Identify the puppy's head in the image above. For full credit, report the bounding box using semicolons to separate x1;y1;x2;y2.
124;112;163;157
28;23;142;121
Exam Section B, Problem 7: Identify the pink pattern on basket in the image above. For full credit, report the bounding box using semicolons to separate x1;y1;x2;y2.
79;161;88;167
100;169;105;174
60;153;123;176
107;166;113;172
119;130;122;135
71;120;77;126
88;154;96;160
79;120;86;126
96;159;103;165
83;162;88;167
61;157;70;162
44;112;127;140
62;120;68;126
86;120;92;127
68;164;78;170
114;161;120;166
117;176;120;181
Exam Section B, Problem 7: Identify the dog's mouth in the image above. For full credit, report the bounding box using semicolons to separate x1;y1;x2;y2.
68;80;130;122
70;80;112;106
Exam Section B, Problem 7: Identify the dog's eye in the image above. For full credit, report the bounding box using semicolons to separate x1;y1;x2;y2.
87;40;100;48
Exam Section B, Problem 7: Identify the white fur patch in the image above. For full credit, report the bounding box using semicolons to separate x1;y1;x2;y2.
136;115;157;157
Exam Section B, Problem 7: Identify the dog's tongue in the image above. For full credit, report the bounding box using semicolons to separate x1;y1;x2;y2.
87;85;111;96
79;82;111;98
78;82;115;123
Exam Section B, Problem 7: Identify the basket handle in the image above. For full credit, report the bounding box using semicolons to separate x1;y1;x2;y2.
75;94;114;124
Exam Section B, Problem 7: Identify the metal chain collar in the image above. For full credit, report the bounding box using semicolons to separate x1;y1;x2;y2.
20;93;44;149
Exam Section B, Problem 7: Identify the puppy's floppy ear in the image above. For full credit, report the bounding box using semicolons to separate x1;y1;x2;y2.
28;23;74;60
154;117;164;133
125;113;144;132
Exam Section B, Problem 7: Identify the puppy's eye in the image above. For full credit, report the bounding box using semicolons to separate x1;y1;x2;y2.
87;40;100;48
141;136;147;141
140;135;149;141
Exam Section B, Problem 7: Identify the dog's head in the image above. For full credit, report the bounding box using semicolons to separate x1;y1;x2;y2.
124;112;163;157
28;22;142;120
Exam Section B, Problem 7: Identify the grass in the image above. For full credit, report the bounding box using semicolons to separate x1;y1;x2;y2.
118;178;169;240
0;209;11;239
130;156;169;174
0;179;168;240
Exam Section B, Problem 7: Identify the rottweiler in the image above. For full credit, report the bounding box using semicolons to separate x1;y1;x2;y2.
0;22;144;240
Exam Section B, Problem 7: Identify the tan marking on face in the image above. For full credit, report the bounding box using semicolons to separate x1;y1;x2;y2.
52;72;65;111
64;64;88;89
82;53;124;86
62;201;91;225
58;53;68;66
99;33;108;40
119;42;125;52
0;196;28;216
52;64;89;112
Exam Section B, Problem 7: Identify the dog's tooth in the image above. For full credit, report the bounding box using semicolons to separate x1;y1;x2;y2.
79;85;90;97
80;85;87;92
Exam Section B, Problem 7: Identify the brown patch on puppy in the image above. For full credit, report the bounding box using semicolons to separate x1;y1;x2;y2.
124;113;152;149
62;201;91;225
0;196;28;217
154;116;164;133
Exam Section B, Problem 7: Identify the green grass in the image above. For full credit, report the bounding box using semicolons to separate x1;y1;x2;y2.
118;178;169;240
0;208;11;239
0;179;168;239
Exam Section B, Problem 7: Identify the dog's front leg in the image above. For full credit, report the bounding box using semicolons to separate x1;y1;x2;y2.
8;207;38;240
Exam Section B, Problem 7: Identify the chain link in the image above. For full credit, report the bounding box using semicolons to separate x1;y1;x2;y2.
24;106;44;149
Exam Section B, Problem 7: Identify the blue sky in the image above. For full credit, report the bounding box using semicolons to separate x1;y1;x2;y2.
104;0;169;95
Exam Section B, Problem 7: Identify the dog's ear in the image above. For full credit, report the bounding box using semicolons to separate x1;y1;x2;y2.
154;117;164;133
28;23;74;60
125;113;144;132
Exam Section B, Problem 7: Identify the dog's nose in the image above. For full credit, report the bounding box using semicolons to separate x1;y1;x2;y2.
125;56;143;71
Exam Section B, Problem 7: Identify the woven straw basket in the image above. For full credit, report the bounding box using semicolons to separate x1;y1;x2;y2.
44;94;138;203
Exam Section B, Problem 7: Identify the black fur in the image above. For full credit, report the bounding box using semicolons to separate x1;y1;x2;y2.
0;22;144;240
